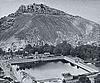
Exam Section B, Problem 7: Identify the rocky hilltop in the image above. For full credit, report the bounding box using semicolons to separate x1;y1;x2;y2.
0;3;100;48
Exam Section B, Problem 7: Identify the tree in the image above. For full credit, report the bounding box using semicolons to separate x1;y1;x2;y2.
70;48;76;57
61;41;72;56
40;4;44;9
62;79;66;83
53;47;62;55
0;48;4;55
54;41;73;56
35;46;43;54
24;44;33;53
77;76;91;83
49;45;55;54
72;45;99;60
42;43;51;53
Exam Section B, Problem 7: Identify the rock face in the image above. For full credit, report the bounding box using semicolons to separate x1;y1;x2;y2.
0;3;100;47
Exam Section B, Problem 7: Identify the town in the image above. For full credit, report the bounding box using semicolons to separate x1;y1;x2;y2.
0;40;100;83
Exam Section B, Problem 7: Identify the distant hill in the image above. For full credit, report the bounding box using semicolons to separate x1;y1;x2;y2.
0;3;100;47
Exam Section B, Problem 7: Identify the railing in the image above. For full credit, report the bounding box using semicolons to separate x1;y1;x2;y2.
9;56;64;64
64;56;99;73
1;55;99;75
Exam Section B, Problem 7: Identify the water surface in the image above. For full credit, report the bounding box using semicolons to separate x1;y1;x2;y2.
12;61;88;81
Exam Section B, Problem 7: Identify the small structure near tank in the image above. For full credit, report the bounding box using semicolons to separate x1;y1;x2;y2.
62;73;73;81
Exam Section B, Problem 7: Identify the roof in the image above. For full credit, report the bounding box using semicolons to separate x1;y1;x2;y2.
62;73;72;78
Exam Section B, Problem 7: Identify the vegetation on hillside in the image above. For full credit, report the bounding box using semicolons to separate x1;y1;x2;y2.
0;3;100;46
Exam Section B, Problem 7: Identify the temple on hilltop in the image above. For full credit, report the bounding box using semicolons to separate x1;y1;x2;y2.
8;3;66;17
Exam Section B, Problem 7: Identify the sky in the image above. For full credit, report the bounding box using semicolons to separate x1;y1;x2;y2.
0;0;100;24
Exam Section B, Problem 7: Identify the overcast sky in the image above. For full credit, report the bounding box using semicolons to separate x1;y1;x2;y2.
0;0;100;24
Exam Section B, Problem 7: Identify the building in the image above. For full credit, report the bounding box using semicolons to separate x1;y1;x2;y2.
62;73;73;81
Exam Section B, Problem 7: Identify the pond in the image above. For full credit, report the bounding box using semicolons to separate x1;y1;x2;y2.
12;61;88;81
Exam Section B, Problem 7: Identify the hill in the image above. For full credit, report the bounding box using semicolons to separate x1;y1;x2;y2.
0;3;100;48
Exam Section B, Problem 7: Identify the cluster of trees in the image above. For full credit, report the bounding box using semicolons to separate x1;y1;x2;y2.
63;74;100;83
71;45;100;60
79;74;100;83
23;41;72;56
77;76;91;83
14;41;100;61
0;16;7;31
0;15;14;32
0;40;100;61
62;75;91;83
62;74;100;83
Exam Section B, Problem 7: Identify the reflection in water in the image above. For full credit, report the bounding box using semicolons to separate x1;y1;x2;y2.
12;61;88;81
